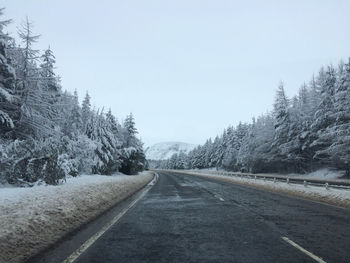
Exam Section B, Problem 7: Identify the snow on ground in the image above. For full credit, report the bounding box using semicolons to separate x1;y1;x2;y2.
195;168;348;182
0;172;154;263
287;168;344;180
178;170;350;209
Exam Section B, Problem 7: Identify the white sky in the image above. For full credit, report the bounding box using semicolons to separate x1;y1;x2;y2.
3;0;350;146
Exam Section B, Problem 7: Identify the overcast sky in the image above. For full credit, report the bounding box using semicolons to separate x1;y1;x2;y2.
4;0;350;146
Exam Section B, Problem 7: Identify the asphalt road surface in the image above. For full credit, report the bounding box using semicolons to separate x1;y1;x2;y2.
36;171;350;263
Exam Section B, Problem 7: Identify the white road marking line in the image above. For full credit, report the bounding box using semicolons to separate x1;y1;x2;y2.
62;174;158;263
282;236;327;263
219;197;225;201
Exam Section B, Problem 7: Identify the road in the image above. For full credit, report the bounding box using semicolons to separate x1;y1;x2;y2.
34;171;350;263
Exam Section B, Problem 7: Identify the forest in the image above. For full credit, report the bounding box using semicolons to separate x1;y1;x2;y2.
155;59;350;176
0;9;146;186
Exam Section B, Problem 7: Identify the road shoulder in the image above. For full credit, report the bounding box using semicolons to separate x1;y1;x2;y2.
167;170;350;210
0;172;154;263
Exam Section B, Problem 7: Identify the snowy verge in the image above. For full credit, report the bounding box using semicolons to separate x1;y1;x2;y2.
191;168;349;183
284;168;346;180
0;172;154;263
174;170;350;209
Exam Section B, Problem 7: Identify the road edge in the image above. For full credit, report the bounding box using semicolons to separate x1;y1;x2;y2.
24;172;156;263
62;172;159;263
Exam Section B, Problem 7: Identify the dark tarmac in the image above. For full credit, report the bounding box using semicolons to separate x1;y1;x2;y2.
33;171;350;263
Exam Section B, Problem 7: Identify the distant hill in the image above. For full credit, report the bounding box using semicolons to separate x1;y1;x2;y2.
145;142;197;160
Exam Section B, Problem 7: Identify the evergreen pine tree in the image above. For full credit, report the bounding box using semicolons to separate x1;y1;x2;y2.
0;8;18;137
81;91;91;131
39;47;61;125
311;66;337;164
317;60;350;174
272;82;291;170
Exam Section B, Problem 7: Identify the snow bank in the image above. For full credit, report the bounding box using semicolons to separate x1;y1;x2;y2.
179;170;350;209
0;172;154;263
289;168;344;180
194;168;348;182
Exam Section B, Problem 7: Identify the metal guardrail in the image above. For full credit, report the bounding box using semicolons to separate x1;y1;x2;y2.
196;170;350;190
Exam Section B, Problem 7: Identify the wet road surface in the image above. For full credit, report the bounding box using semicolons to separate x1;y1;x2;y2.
72;171;350;263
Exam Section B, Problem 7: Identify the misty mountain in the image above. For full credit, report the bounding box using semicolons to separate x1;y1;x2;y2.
145;142;197;160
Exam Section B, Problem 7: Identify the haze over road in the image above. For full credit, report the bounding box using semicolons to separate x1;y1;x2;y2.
35;171;350;263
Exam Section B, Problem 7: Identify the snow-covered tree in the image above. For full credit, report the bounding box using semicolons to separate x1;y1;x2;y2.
81;91;91;131
273;82;290;145
0;9;18;137
62;90;82;137
90;110;119;174
39;47;61;127
0;12;147;185
119;113;146;174
15;17;58;139
315;61;350;174
237;115;275;172
310;66;337;164
123;113;137;145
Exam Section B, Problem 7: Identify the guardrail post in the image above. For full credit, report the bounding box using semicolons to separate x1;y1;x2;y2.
263;177;266;181
304;180;307;187
325;182;329;190
254;175;257;180
286;178;289;184
273;177;276;183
